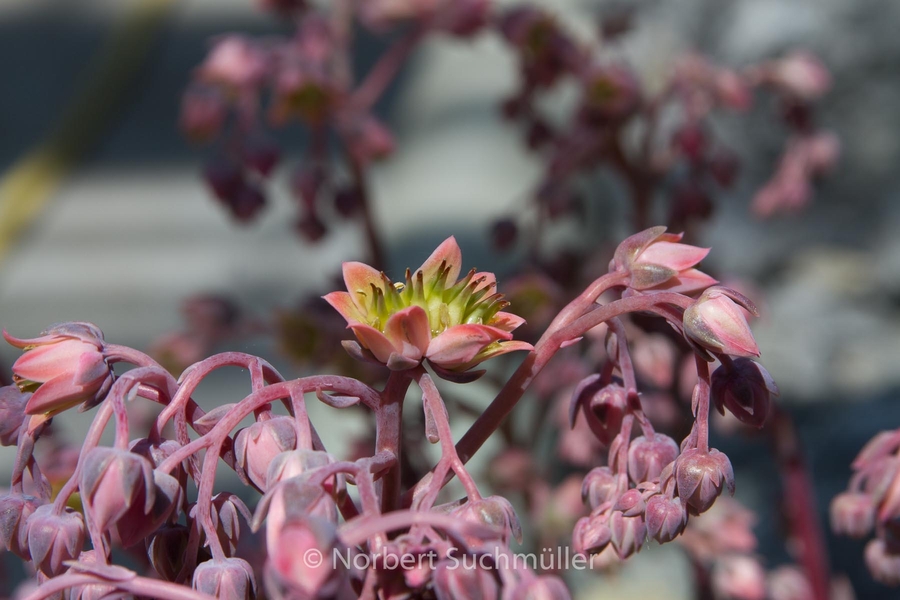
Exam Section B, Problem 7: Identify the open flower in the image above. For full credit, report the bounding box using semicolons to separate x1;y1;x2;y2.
324;237;532;379
4;323;114;423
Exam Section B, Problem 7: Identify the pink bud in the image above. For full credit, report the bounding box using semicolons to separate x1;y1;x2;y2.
675;448;735;514
573;516;612;555
830;492;874;539
0;385;29;446
26;504;85;576
5;324;113;418
0;493;42;559
613;489;646;517
609;511;646;559
80;447;155;533
433;558;499;600
66;550;120;600
114;469;182;548
581;466;619;509
683;287;760;359
193;557;257;600
265;516;342;597
711;359;778;428
147;524;190;581
208;493;252;555
570;378;627;446
452;496;523;545
645;495;687;543
234;417;298;492
628;433;679;483
865;539;900;586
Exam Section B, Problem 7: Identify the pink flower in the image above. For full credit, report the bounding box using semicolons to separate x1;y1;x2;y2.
612;226;716;294
196;35;268;91
4;323;114;422
682;286;761;359
324;237;532;377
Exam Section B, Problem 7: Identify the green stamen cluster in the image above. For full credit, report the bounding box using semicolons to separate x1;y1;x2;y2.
354;261;510;336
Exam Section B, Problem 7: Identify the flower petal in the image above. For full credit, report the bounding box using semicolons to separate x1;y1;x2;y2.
384;306;431;361
647;269;717;295
426;324;510;368
348;324;396;364
636;241;710;272
24;375;89;416
323;291;366;324
342;261;383;310
462;340;533;371
417;237;462;284
12;340;99;384
489;311;526;332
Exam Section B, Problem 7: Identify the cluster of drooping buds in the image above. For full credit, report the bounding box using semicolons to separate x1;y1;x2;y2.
569;227;778;565
831;429;900;585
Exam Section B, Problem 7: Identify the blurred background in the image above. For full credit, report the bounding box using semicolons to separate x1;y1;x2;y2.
1;0;898;597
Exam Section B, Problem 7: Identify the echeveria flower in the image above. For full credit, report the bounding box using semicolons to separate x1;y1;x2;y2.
324;237;532;378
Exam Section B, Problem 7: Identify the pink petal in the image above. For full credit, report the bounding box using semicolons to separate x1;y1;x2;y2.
323;291;366;324
637;242;710;272
648;269;717;295
72;351;109;387
13;340;99;383
348;324;396;364
384;306;431;361
24;374;89;416
417;237;462;284
466;340;533;367
426;324;510;368
342;261;383;306
3;330;60;350
489;311;526;332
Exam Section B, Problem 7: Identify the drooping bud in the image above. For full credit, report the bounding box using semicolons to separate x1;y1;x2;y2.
147;524;191;581
830;491;874;539
208;493;252;555
115;468;181;548
80;447;156;533
451;495;523;545
711;359;778;428
265;449;337;489
26;504;86;576
193;557;257;600
234;417;298;491
628;434;680;483
683;287;760;359
609;511;646;559
0;493;42;559
581;466;619;509
674;448;735;514
573;516;612;555
433;557;500;600
570;377;627;446
265;516;343;598
0;385;29;445
613;489;646;518
645;495;687;543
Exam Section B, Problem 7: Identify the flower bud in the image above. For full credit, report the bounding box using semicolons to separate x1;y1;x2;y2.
0;493;42;559
683;287;760;359
609;511;646;559
65;550;120;600
711;359;778;428
865;539;900;587
675;448;735;514
26;504;85;576
5;323;114;419
433;558;500;600
80;447;155;533
581;467;619;509
570;377;627;446
193;557;257;600
830;492;874;539
234;417;298;491
265;516;341;598
265;449;336;489
209;493;252;555
452;495;523;545
645;495;687;543
627;434;679;483
573;516;612;555
0;385;29;445
613;489;645;518
147;524;190;581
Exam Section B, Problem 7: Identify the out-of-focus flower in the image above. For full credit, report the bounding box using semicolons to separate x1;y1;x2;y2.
180;87;228;143
711;555;767;600
830;492;874;539
196;36;268;91
865;539;900;586
764;51;832;101
4;323;114;421
579;63;641;123
711;359;779;429
581;467;618;510
612;226;716;294
337;114;395;166
324;237;532;377
683;287;760;359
